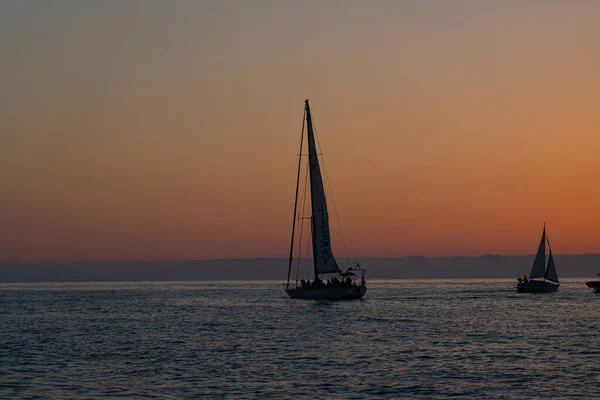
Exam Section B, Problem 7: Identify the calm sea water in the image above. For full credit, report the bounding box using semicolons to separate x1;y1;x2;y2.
1;279;598;399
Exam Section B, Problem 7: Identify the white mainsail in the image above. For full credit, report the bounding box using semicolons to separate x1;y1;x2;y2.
529;226;546;279
544;251;559;283
305;100;340;275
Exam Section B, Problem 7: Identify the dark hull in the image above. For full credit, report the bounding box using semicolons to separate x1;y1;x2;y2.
285;286;366;300
516;280;559;293
585;281;600;293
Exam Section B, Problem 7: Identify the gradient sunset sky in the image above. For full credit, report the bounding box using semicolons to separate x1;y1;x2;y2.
2;1;599;263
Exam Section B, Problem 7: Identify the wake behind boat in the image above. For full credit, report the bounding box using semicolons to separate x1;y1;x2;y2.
516;224;559;293
284;100;367;300
585;274;600;293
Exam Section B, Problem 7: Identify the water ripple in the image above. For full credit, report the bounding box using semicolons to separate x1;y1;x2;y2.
0;279;598;398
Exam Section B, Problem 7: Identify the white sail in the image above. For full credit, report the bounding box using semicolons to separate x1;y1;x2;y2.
529;227;546;279
544;251;559;283
305;100;340;275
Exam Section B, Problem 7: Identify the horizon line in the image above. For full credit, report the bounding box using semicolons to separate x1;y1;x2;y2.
3;253;600;266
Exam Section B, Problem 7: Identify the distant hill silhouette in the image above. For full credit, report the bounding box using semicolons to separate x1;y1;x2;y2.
1;254;599;282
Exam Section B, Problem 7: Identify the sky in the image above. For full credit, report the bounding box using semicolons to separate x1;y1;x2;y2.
1;0;599;263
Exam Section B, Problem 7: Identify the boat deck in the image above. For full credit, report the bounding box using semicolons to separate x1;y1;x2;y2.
285;285;366;300
585;281;600;293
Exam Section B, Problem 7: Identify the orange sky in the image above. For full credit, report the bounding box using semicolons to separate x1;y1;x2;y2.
1;1;599;263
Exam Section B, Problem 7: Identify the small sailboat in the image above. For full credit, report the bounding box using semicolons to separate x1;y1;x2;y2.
516;224;559;293
585;274;600;293
284;100;367;300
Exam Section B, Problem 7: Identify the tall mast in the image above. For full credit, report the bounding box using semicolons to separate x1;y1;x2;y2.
286;106;306;288
305;100;319;279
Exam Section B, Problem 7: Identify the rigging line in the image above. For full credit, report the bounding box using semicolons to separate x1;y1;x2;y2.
287;106;306;287
545;230;553;270
311;114;352;268
545;230;552;254
296;159;310;284
543;230;556;281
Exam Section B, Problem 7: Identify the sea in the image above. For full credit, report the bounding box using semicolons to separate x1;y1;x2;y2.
1;279;598;399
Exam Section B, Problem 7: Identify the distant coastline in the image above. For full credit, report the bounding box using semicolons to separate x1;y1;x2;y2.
1;254;599;282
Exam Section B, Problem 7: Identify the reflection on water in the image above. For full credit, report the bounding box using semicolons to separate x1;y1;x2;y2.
1;279;598;398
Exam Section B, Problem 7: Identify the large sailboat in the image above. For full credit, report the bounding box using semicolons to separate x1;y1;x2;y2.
284;100;367;300
516;224;559;293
